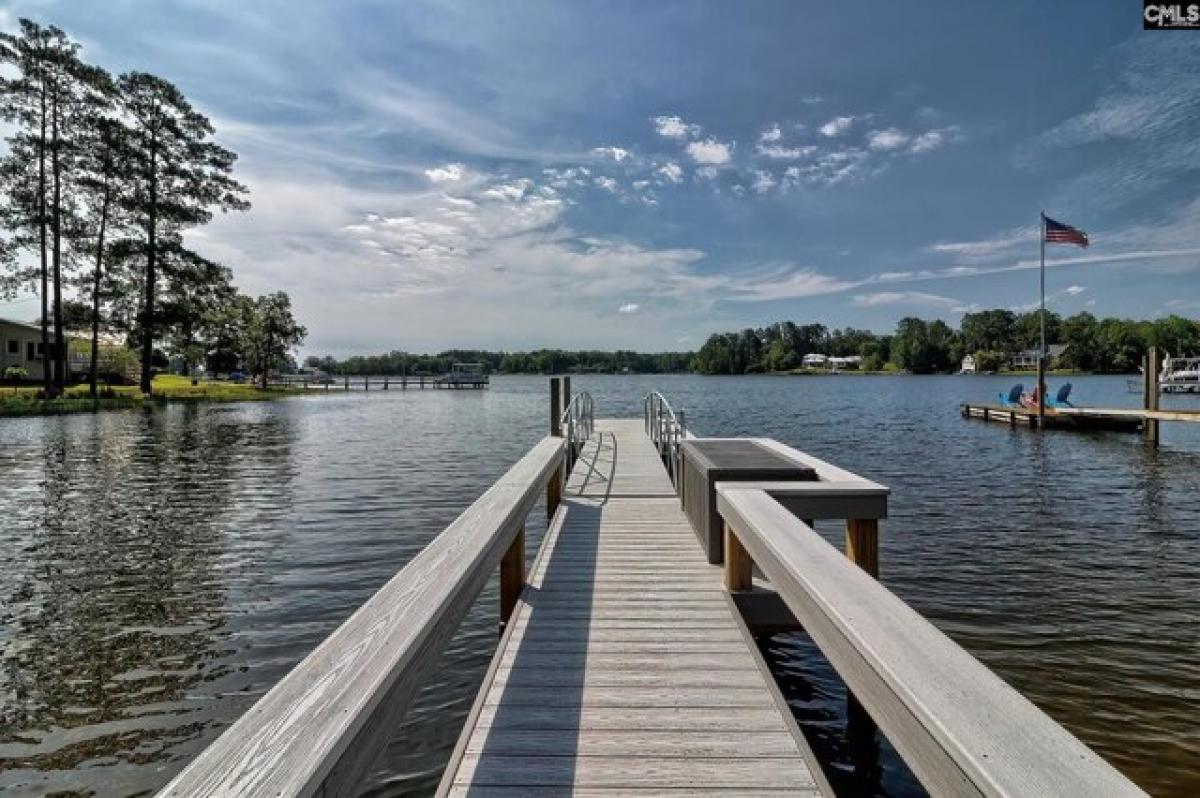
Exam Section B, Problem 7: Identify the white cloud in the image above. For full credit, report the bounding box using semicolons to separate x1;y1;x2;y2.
593;146;631;162
758;144;817;160
657;161;683;183
481;178;533;202
866;127;910;151
686;137;733;165
1064;284;1086;296
801;96;823;105
909;127;952;153
751;169;777;194
695;165;720;180
425;163;467;182
594;176;619;193
851;291;962;308
652;114;701;139
928;228;1037;260
618;303;640;314
819;116;854;137
760;124;782;143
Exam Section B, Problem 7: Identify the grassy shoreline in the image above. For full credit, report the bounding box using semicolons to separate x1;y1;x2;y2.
0;375;305;417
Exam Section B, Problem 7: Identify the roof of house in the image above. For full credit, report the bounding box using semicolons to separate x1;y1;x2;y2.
1016;344;1069;358
0;316;43;334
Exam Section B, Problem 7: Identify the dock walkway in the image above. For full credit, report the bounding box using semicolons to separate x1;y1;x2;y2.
440;418;825;795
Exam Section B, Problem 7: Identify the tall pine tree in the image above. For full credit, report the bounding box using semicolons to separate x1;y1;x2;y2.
118;72;248;393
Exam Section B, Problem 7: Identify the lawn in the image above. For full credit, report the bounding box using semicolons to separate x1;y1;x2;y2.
0;375;305;416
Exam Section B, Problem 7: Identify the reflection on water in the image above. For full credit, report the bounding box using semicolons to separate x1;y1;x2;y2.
1;375;1197;796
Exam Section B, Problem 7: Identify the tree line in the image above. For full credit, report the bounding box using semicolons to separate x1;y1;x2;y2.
0;19;304;396
304;349;693;376
693;311;1200;375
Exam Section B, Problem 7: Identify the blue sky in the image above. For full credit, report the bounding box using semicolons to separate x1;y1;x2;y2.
1;1;1198;355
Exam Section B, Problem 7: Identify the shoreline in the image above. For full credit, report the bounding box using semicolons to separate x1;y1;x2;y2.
0;376;306;418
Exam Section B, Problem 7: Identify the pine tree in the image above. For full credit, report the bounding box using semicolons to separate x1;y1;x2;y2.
117;71;248;393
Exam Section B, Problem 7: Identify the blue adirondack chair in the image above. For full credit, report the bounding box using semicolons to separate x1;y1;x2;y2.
998;384;1023;406
1047;383;1074;408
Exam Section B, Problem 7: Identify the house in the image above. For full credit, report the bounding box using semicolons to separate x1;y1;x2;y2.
960;354;977;374
1010;344;1069;369
1;317;89;382
801;353;828;368
828;355;862;371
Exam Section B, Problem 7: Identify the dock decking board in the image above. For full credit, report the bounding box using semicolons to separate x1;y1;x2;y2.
440;419;827;796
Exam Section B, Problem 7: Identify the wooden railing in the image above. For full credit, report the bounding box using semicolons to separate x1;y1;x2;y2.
158;437;565;798
716;475;1145;797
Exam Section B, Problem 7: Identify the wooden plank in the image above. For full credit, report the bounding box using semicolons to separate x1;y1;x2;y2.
462;729;801;757
448;788;808;797
716;486;1145;798
160;437;565;798
452;754;816;791
472;704;792;733
491;667;765;689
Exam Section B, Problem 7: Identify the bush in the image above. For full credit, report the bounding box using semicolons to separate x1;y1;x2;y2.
4;365;29;383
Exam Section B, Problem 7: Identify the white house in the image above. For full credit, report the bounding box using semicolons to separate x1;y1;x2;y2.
1;317;89;382
960;354;977;373
801;353;828;368
828;355;862;371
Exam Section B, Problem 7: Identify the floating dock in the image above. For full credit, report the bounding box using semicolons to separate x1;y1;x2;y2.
161;382;1145;797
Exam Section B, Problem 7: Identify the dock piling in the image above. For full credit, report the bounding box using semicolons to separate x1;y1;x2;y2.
549;378;561;438
1144;346;1160;447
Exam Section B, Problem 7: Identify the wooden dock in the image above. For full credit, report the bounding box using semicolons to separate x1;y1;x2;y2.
439;419;827;795
161;383;1146;798
961;402;1200;433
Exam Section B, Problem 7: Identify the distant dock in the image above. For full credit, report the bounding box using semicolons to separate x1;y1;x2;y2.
964;345;1200;446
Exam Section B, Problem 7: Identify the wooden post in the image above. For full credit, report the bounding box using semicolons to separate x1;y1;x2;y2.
1036;356;1046;430
344;375;349;390
499;525;525;628
384;375;389;390
562;376;571;418
1145;346;1160;447
547;462;562;521
845;518;879;578
549;378;561;437
724;522;753;591
365;376;369;391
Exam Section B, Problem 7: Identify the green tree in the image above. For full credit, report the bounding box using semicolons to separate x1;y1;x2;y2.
244;292;306;389
960;309;1016;353
118;71;248;393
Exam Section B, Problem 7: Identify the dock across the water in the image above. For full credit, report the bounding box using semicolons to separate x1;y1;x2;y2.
161;382;1146;797
961;402;1200;433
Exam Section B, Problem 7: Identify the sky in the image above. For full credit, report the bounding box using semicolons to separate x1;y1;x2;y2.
0;1;1198;355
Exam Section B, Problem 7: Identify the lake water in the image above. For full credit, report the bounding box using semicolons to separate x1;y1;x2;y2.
1;375;1197;797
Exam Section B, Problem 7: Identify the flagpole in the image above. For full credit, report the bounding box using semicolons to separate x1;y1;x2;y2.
1038;211;1046;428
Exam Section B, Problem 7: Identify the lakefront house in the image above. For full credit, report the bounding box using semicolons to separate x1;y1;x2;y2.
0;317;89;382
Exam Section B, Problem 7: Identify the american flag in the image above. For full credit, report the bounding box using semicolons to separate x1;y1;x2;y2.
1043;215;1088;248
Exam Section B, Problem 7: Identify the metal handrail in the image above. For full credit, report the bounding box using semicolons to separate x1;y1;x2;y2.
643;391;686;482
559;391;595;469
